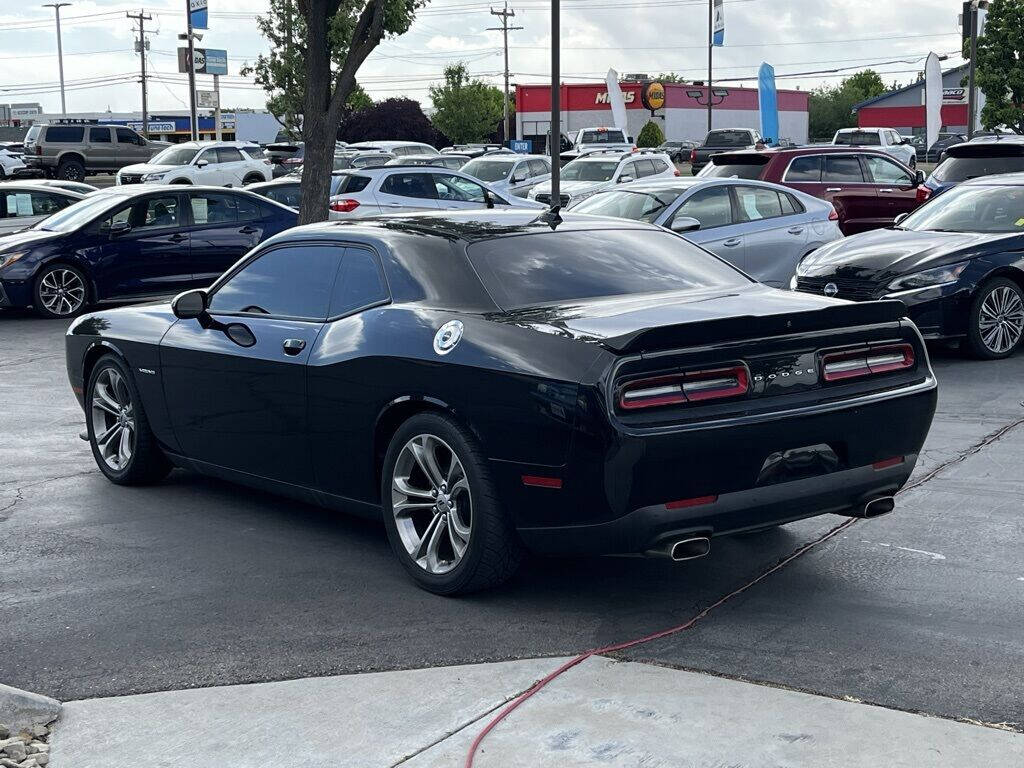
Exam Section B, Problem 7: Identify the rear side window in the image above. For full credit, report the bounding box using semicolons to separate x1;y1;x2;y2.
823;156;864;182
329;247;389;317
217;147;244;163
332;174;372;195
210;244;345;319
89;128;111;143
116;128;139;145
380;172;437;199
45;126;84;143
2;191;72;218
734;186;783;220
779;192;802;214
784;156;821;182
468;229;748;310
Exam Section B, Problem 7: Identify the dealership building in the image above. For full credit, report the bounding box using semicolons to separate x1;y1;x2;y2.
852;65;970;135
514;80;810;149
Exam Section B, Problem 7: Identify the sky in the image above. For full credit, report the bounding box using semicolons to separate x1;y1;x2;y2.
0;0;967;115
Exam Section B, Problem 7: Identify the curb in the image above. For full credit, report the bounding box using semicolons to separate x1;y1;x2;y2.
0;683;62;732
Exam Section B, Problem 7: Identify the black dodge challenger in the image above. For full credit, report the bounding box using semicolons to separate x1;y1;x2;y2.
66;210;938;593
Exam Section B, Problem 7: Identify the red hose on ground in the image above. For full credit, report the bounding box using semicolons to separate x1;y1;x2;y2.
464;516;858;767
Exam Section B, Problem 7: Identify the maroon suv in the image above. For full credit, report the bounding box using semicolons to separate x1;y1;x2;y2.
699;146;929;235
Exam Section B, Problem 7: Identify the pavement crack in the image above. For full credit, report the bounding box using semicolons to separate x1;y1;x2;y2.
0;469;97;521
0;488;24;521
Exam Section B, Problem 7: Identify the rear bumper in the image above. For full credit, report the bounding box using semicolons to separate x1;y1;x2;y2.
518;456;916;555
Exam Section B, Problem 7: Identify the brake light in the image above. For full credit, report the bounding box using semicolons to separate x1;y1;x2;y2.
665;495;717;510
673;168;682;176
872;456;905;470
916;185;931;203
821;344;915;382
618;365;749;410
283;157;302;164
828;207;839;221
522;475;562;488
689;148;697;163
329;198;360;213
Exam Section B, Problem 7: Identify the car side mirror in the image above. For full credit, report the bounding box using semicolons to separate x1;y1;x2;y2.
893;213;909;226
196;159;209;168
670;216;702;233
106;220;131;236
512;172;527;182
171;289;207;320
915;170;925;185
618;175;634;184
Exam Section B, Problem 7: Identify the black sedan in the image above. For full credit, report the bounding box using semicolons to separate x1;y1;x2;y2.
0;185;297;318
794;174;1024;359
65;210;937;593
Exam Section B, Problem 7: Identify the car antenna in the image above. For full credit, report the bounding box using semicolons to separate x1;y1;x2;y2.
539;205;562;229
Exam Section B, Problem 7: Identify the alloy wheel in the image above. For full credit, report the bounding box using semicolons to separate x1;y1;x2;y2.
38;268;85;316
391;434;472;575
90;367;135;471
978;285;1024;355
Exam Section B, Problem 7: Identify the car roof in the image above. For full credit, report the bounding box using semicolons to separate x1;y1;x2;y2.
0;182;85;197
712;146;895;159
943;139;1024;157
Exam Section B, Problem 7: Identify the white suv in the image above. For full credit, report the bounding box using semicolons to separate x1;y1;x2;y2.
832;128;917;169
117;141;272;187
461;154;552;198
528;150;678;207
327;166;544;219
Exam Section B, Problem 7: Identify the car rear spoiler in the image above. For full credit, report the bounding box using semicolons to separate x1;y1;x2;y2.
602;300;908;354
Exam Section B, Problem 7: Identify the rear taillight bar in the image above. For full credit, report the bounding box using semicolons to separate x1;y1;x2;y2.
821;343;915;382
618;365;749;410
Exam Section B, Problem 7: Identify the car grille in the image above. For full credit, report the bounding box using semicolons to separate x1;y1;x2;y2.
534;193;570;206
120;173;143;184
795;276;881;301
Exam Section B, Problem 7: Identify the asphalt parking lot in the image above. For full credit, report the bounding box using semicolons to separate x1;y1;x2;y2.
1;311;1022;733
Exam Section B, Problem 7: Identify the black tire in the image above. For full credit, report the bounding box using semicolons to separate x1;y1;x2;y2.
170;178;192;185
57;158;86;182
242;174;263;185
32;263;89;319
965;277;1024;360
381;412;523;595
86;355;172;485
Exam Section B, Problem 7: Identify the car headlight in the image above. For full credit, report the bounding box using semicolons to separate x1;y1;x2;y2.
142;172;167;181
886;261;968;292
0;251;28;270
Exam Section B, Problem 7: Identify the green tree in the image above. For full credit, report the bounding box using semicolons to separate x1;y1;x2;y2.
636;121;665;147
970;0;1024;133
247;0;423;224
808;69;887;140
429;64;505;144
656;72;689;83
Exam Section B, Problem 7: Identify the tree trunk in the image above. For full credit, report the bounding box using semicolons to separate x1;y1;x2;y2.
298;0;333;225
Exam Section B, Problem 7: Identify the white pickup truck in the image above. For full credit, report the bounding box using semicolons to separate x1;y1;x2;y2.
559;127;634;164
832;127;917;169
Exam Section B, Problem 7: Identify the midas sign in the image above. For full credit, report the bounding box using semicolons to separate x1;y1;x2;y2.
595;90;635;104
642;81;666;111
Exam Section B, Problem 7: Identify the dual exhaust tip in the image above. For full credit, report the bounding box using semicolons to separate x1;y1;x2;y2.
645;495;896;562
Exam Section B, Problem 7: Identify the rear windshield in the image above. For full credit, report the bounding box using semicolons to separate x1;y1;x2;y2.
461;159;514;182
45;126;84;143
930;155;1024;182
331;174;372;195
562;160;619;182
467;229;747;310
580;130;627;144
704;130;753;147
700;157;767;179
833;131;881;146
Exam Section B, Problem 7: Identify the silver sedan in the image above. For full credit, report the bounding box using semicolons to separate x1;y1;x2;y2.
570;177;843;287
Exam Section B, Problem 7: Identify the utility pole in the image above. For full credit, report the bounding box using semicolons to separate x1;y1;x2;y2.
966;0;983;139
127;9;152;138
488;2;522;144
706;0;713;133
182;0;199;141
43;3;71;116
550;0;559;202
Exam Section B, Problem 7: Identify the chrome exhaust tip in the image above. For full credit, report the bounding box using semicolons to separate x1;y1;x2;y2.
646;535;712;561
853;496;896;519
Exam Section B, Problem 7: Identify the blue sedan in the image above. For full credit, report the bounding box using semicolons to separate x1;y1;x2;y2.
569;177;843;287
0;185;297;318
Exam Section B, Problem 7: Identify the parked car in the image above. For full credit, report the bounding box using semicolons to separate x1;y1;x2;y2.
22;123;169;181
333;150;397;171
0;185;296;318
16;179;99;195
698;147;927;235
347;141;439;157
907;133;967;164
529;150;678;207
0;182;84;236
658;140;699;164
116;141;272;187
922;137;1024;198
246;178;302;209
327;167;544;219
0;143;30;179
441;144;512;159
460;154;552;198
64;209;937;593
560;127;634;165
571;177;842;287
264;142;305;178
690;128;764;174
832;128;917;169
384;154;469;170
794;174;1024;359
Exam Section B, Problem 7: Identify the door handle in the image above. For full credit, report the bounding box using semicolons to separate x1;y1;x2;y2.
282;338;306;356
168;233;187;242
722;238;741;247
787;226;804;235
384;203;403;208
825;187;842;192
878;188;894;193
239;225;258;234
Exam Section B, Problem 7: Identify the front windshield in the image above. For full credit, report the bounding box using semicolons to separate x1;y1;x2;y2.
461;159;514;182
930;154;1024;182
32;193;127;232
572;189;682;222
561;160;619;182
148;146;199;166
902;184;1024;233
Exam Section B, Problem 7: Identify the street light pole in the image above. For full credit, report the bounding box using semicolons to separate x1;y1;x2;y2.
966;0;980;139
185;0;199;141
43;3;71;116
550;0;560;203
706;0;713;133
